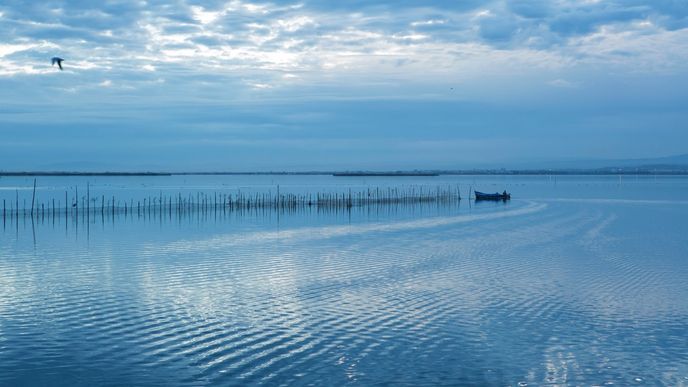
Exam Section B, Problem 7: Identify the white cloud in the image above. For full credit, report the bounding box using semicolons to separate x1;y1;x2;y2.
393;33;428;41
474;9;492;19
548;79;579;88
276;16;316;32
0;41;58;58
191;6;221;25
411;19;446;27
239;2;270;14
568;23;688;73
0;0;686;87
248;82;272;89
0;43;35;58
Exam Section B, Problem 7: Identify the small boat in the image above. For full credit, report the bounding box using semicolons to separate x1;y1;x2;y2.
474;190;511;201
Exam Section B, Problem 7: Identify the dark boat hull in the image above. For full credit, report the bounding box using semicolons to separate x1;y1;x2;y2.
474;191;511;201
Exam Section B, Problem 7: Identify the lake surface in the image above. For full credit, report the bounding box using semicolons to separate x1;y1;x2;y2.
1;175;687;386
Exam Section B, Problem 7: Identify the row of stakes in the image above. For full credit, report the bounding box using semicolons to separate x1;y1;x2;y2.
3;181;469;223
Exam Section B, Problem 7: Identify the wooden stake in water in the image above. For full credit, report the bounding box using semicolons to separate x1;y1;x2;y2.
30;179;36;217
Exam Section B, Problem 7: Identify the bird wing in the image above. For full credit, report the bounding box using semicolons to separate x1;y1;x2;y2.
51;57;64;69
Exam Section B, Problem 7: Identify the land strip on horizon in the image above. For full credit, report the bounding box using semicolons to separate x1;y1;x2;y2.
2;167;688;177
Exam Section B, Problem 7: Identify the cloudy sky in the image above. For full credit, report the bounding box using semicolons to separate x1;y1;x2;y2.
1;0;687;171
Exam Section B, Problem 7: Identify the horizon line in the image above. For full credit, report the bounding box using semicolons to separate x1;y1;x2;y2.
2;167;688;177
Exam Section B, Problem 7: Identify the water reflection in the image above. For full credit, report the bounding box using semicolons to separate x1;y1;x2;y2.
1;178;688;386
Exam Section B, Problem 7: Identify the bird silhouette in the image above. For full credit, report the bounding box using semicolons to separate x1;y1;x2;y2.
51;57;64;70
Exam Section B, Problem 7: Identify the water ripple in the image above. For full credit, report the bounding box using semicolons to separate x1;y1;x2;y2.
1;198;687;386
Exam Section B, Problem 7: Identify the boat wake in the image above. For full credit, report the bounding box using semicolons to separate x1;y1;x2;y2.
153;202;548;254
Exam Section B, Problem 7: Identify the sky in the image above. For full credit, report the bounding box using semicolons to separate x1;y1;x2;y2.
1;0;687;171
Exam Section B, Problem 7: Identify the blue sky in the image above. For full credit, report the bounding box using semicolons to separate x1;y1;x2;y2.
1;0;687;171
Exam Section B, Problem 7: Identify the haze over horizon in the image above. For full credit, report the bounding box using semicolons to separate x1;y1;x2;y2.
1;1;687;171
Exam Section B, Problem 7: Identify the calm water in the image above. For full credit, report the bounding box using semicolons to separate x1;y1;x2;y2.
1;175;687;386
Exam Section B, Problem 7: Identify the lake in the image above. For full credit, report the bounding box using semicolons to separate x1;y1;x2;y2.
1;175;687;386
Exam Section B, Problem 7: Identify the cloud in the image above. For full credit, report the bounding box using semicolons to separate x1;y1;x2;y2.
548;79;579;88
0;0;687;170
410;19;446;27
0;1;685;99
0;1;683;91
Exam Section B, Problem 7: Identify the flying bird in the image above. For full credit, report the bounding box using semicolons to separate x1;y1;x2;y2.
51;57;64;70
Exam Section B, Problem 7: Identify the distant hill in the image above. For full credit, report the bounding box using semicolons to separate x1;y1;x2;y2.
596;154;688;173
622;154;688;168
524;153;688;170
3;154;686;176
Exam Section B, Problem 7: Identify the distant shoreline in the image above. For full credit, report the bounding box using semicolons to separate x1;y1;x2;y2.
1;169;688;177
333;172;440;177
0;172;172;176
